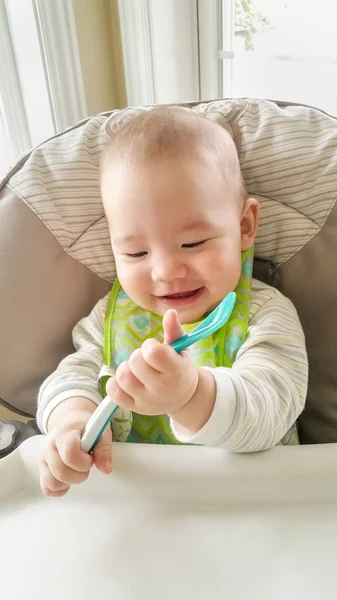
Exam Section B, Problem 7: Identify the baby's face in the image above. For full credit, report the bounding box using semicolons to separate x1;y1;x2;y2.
102;157;254;324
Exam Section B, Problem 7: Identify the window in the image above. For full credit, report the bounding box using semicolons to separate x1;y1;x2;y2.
118;0;200;106
199;0;337;116
0;0;87;179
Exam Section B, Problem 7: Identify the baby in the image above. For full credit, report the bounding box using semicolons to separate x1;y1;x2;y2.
37;107;308;496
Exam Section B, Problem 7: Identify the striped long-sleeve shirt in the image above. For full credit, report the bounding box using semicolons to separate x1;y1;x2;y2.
37;279;308;452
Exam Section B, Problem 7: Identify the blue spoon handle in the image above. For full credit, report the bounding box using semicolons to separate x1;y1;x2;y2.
170;291;236;353
171;334;196;353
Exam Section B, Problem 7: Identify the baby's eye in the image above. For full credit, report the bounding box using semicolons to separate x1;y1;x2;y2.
126;251;148;258
182;240;207;249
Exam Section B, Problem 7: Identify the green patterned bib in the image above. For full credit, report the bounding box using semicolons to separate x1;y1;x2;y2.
99;248;253;444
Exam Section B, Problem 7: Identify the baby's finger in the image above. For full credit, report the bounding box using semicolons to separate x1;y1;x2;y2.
116;358;145;394
39;459;70;496
163;309;185;345
107;376;135;410
46;444;91;486
41;484;69;498
93;426;113;474
55;430;93;472
141;338;181;373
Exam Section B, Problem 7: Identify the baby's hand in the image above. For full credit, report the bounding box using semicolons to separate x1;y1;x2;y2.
39;408;112;497
106;310;199;416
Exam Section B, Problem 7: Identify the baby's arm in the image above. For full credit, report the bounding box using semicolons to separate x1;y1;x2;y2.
37;295;109;433
170;288;308;452
38;296;112;496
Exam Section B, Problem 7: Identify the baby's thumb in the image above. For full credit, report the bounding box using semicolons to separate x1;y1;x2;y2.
163;309;185;345
92;427;113;474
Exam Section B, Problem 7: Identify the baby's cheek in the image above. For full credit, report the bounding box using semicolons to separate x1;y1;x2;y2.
215;249;240;277
204;254;228;279
120;265;148;303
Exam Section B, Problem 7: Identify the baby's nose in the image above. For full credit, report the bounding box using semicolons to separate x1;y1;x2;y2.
152;257;187;282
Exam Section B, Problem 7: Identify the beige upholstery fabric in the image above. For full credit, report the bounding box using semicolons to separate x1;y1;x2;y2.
1;98;336;442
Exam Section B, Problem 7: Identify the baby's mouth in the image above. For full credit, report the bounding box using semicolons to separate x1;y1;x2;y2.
162;289;199;300
157;288;204;305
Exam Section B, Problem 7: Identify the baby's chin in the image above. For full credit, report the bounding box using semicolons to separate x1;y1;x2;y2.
173;295;231;324
159;302;214;325
140;301;205;324
176;307;211;325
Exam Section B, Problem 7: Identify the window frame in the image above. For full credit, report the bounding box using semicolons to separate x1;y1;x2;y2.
198;0;234;100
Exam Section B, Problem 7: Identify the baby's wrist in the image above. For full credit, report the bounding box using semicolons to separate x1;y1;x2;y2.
47;397;97;433
169;368;216;436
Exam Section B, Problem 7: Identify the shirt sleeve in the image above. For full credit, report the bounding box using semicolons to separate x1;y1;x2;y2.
171;288;308;452
36;295;109;433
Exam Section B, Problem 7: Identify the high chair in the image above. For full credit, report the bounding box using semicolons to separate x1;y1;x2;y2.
1;98;337;599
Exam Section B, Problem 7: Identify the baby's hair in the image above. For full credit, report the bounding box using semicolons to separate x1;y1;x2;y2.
101;106;247;206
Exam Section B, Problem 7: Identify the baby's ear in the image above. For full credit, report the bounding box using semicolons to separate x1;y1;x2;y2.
240;197;259;251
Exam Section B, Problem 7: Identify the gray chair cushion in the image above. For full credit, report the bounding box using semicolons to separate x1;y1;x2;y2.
0;188;110;417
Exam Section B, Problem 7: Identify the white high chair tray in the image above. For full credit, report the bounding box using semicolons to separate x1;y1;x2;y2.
1;436;337;600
